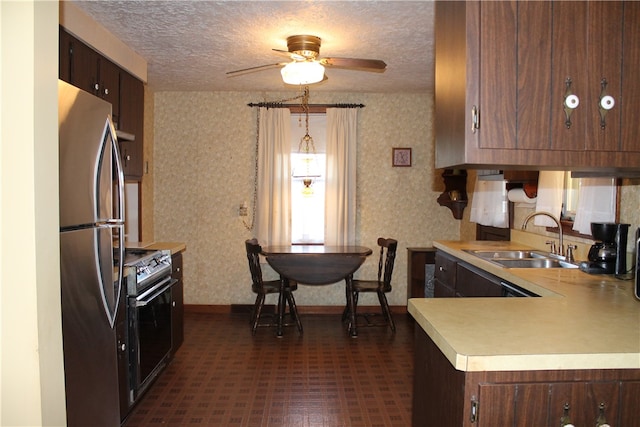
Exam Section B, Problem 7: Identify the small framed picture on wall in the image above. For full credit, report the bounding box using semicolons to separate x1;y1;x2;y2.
392;147;412;167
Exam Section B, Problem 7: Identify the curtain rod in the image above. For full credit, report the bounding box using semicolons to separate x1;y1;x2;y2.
247;102;365;109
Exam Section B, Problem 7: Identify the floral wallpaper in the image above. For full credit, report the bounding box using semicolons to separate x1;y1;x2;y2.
151;90;461;306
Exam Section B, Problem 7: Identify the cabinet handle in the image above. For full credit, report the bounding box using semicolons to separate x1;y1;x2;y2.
563;78;580;129
560;402;575;427
598;79;615;130
471;105;479;134
470;397;478;423
595;402;611;427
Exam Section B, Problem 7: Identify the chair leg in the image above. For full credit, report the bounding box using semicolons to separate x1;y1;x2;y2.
342;286;352;322
252;294;265;335
377;291;395;332
285;290;303;334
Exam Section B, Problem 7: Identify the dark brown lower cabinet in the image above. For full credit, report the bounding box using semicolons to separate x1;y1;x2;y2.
413;326;640;427
407;247;436;298
170;252;184;357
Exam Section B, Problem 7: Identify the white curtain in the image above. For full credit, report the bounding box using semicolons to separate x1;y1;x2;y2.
469;178;509;228
324;108;357;246
534;171;564;227
572;178;616;235
255;107;292;246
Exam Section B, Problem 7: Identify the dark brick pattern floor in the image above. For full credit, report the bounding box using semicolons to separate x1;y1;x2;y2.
123;311;415;426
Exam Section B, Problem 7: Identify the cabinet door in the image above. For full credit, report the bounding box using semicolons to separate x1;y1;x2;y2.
477;383;551;427
455;263;503;297
516;1;553;151
551;2;624;152
434;252;456;290
119;71;144;179
170;253;184;357
99;57;120;125
619;381;640;427
69;35;100;96
476;1;517;150
620;2;640;153
549;381;619;426
59;27;72;83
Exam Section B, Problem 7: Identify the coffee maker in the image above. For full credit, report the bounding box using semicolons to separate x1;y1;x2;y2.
579;222;629;275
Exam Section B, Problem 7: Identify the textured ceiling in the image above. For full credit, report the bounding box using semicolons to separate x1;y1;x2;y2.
72;1;435;93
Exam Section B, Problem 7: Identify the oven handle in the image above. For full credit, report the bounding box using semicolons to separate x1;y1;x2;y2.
134;277;177;307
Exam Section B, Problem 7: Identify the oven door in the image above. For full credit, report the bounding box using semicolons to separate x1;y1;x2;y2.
128;276;176;402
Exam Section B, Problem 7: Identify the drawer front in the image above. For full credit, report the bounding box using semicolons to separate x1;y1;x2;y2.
456;263;503;297
434;252;457;289
434;279;456;298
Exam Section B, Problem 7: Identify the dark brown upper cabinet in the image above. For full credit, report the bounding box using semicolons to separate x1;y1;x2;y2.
59;27;144;180
434;1;640;176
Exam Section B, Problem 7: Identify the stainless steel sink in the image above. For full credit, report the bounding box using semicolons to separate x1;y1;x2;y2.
464;249;579;269
465;250;547;259
492;258;578;269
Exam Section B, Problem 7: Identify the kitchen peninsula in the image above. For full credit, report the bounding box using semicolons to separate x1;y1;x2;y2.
409;239;640;426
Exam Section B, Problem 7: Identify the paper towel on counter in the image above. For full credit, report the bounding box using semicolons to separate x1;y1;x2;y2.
507;188;537;205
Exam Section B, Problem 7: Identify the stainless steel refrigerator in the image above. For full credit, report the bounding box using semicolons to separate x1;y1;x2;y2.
58;80;125;426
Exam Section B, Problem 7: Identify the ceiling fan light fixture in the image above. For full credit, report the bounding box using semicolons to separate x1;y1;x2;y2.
281;61;325;85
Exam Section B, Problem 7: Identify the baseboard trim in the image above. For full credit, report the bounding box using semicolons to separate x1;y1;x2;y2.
186;304;408;315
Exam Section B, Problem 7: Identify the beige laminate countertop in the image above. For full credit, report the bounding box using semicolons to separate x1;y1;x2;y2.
408;240;640;372
126;241;186;255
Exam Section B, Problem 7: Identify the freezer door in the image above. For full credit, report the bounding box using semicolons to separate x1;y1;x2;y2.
60;225;122;426
59;80;124;228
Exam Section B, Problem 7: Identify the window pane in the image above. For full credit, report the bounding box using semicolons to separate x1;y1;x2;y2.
291;154;325;244
291;114;326;244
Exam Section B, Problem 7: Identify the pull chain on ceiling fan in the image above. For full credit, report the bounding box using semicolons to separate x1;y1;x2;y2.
226;35;387;85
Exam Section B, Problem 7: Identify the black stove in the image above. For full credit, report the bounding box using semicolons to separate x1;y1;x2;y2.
124;248;172;295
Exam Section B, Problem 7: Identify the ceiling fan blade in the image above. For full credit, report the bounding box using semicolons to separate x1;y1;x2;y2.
226;62;286;76
320;57;387;72
272;48;293;57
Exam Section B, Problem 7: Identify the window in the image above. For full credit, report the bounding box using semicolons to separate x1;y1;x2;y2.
290;113;326;244
562;171;579;221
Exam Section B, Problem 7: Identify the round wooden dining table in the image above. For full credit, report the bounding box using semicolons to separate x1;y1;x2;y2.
261;245;373;337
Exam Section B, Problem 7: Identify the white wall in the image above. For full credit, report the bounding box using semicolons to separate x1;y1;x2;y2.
1;1;66;425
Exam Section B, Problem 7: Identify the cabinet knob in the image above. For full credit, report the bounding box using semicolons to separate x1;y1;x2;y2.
172;301;176;307
93;83;100;91
119;343;126;352
438;265;446;272
104;87;109;96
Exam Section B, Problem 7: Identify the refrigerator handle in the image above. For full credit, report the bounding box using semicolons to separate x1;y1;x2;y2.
108;117;125;223
106;117;126;327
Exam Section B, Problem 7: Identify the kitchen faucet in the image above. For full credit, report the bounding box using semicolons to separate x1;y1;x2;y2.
521;211;564;257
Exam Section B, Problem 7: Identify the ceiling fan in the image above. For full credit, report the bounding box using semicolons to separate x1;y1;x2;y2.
226;35;387;85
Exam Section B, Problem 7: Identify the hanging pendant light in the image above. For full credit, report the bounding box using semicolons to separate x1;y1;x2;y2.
292;87;321;195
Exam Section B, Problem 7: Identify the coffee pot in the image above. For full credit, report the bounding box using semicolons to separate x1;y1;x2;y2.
580;222;629;275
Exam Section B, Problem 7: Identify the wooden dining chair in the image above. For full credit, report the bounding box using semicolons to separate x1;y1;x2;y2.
245;239;303;335
344;237;398;332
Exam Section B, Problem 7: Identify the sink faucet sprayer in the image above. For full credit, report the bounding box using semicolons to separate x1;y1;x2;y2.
521;211;564;257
